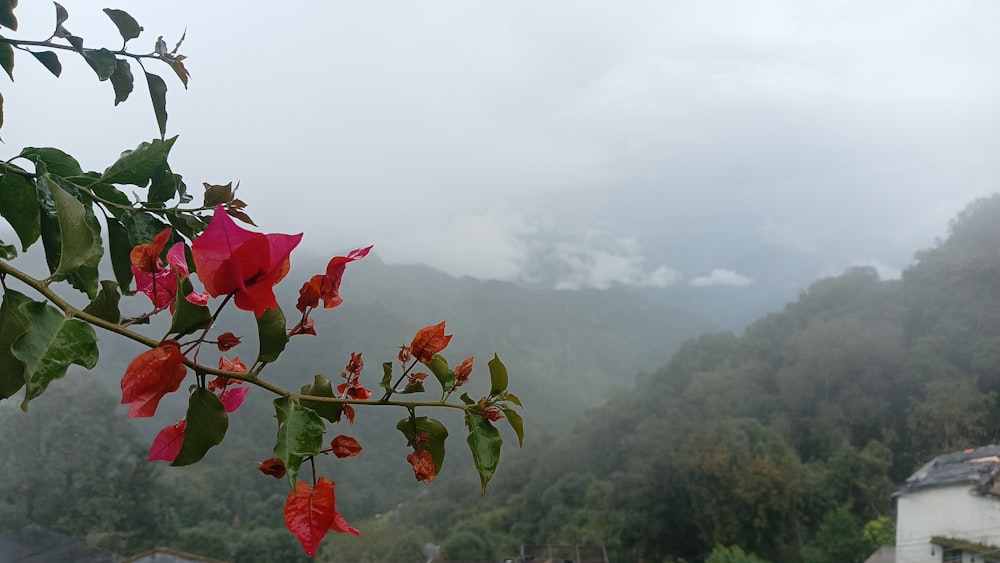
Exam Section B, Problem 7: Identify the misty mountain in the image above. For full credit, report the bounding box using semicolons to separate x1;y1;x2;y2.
636;242;842;330
277;253;721;426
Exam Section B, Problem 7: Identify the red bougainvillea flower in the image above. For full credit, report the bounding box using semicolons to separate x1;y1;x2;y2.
257;457;287;479
130;227;172;274
342;405;356;424
454;357;474;388
397;345;412;365
345;352;363;377
481;404;504;422
131;229;207;311
218;386;249;412
407;450;436;483
296;246;373;313
148;419;186;462
330;435;363;458
147;373;248;464
284;478;360;557
337;352;371;400
409;321;452;364
208;356;248;391
192;205;303;317
121;340;188;418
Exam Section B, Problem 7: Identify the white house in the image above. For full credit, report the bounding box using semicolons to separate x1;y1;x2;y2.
895;445;1000;563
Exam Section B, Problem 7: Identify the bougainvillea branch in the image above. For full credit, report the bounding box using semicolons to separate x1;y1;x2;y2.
0;4;523;558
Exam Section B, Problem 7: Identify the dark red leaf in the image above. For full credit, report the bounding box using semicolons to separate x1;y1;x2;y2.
330;435;362;458
257;457;286;479
216;331;241;351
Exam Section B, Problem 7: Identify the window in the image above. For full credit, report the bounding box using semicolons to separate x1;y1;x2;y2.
942;549;962;563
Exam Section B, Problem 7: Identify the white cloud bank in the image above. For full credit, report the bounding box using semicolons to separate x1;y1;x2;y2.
690;269;754;288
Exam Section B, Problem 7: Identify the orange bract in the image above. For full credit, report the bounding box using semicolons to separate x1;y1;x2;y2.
284;478;359;558
120;340;188;418
407;450;436;483
129;227;171;274
454;357;474;387
409;321;452;364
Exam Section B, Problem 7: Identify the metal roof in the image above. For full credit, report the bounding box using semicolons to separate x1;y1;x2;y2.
897;445;1000;496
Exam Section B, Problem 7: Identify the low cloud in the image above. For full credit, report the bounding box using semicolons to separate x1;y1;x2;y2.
690;269;754;288
849;259;904;281
529;232;682;290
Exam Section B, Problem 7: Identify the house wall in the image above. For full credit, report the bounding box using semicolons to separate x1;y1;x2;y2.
896;485;1000;563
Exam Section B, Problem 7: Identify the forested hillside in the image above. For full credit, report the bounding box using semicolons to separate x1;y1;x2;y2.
5;194;1000;562
0;234;717;562
432;194;1000;562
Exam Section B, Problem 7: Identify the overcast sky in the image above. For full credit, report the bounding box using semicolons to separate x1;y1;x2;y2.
4;1;999;291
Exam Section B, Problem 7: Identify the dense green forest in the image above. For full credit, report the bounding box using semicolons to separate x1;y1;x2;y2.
4;194;1000;562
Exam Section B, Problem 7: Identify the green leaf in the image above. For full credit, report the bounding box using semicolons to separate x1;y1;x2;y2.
88;182;131;219
0;289;31;399
30;51;61;77
101;136;176;186
299;375;343;424
48;178;101;276
459;392;475;405
105;218;133;292
172;387;228;466
465;413;502;492
109;58;133;105
12;299;98;409
0;0;18;31
400;381;425;394
428;354;455;394
502;392;523;408
0;241;14;259
0;171;41;250
82;48;116;81
149;163;179;203
122;211;168;246
379;362;393;394
168;277;211;337
65;254;100;299
82;280;122;324
20;147;82;178
53;3;67;29
396;416;449;474
488;354;508;396
273;396;325;486
145;72;168;138
0;41;13;81
165;209;206;241
501;407;524;448
255;305;288;364
49;178;102;283
103;8;142;42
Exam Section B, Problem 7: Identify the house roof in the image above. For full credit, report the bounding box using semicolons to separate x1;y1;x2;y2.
864;546;896;563
0;525;121;562
897;444;1000;496
124;547;230;563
